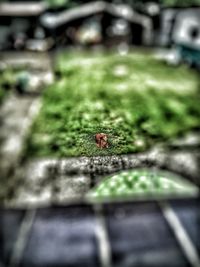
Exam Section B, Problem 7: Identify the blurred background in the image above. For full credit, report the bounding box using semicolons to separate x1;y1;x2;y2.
0;0;200;267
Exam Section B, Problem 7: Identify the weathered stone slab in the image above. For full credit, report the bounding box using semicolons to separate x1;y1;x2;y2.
4;159;58;207
4;145;199;208
54;175;91;203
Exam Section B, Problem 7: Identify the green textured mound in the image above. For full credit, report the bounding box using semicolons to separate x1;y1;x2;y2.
25;51;200;157
87;170;198;200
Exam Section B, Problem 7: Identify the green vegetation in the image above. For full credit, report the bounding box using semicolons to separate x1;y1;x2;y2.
26;51;200;157
161;0;200;6
0;69;15;104
87;169;198;200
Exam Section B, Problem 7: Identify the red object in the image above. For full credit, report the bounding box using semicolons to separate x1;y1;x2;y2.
95;133;108;148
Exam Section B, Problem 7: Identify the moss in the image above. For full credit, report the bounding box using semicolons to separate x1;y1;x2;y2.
87;170;198;199
25;51;200;157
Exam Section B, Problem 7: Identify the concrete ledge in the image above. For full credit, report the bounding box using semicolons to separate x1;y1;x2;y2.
2;146;199;208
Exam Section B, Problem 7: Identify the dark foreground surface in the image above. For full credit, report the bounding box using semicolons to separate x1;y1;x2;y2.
1;198;199;267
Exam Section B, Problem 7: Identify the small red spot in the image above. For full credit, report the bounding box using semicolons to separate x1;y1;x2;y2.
95;133;108;149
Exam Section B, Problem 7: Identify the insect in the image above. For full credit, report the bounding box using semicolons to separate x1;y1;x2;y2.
95;133;108;149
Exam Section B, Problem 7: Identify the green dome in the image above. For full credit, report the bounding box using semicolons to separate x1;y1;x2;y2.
87;169;198;200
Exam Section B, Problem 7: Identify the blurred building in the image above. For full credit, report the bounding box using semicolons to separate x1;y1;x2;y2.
0;2;47;50
0;1;161;50
40;1;153;47
159;7;200;47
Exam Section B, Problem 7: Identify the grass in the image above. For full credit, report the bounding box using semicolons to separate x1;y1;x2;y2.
87;169;198;200
25;50;200;157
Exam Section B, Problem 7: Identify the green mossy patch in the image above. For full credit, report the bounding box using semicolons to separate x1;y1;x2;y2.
25;51;200;157
87;169;198;200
